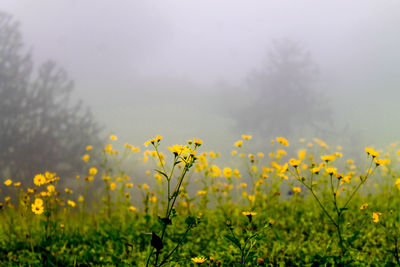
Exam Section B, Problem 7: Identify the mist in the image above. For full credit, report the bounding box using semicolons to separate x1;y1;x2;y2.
2;0;400;169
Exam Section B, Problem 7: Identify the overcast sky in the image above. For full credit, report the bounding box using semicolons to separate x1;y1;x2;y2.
2;0;400;149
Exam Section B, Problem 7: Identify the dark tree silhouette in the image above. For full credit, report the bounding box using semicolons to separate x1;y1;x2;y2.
233;39;331;137
0;11;102;181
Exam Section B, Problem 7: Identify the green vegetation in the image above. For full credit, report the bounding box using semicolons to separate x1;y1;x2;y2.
1;135;400;266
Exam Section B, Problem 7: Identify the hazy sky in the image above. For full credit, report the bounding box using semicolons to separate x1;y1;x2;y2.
2;0;400;149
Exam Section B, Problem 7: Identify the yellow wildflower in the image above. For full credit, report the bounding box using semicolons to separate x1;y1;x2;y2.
365;147;379;158
321;155;336;162
129;206;136;211
110;182;116;191
89;167;98;176
168;144;191;156
223;167;232;178
33;174;46;186
360;203;368;210
191;256;207;264
86;145;93;151
31;200;44;215
196;190;207;196
144;136;162;146
276;137;289;146
374;158;390;166
242;135;252;140
110;134;117;141
82;154;90;162
326;167;337;175
292;187;301;193
289;158;301;168
4;179;12;186
67;200;76;208
234;140;243;147
372;212;382;223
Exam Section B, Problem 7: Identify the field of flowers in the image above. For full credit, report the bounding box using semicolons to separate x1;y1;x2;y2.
1;135;400;266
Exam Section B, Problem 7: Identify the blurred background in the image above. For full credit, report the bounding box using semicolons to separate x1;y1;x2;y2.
1;0;400;183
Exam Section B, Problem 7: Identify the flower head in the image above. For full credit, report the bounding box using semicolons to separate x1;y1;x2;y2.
31;198;44;215
242;135;252;140
34;174;47;186
191;256;207;264
292;187;301;193
4;179;12;186
372;212;382;223
276;137;289;146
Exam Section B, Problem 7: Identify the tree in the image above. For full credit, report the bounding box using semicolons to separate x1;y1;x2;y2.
0;11;102;182
233;39;331;138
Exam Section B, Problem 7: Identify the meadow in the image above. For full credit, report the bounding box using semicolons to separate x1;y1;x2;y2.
1;135;400;266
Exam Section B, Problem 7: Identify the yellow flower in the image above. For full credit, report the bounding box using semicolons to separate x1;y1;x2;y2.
127;183;134;188
242;135;252;140
233;169;241;178
209;165;222;177
104;144;113;152
298;150;306;160
86;145;93;151
223;167;232;178
365;147;379;158
168;144;191;156
242;211;257;222
191;256;207;264
78;196;84;202
321;155;336;162
234;140;243;147
82;154;90;162
360;203;368;210
251;165;258;173
67;200;76;208
34;198;43;206
110;134;117;141
142;184;149;190
196;190;207;196
47;185;55;193
326;167;337;175
4;179;12;186
129;206;136;211
33;174;47;186
258;152;264;158
374;158;390;166
110;182;117;191
89;167;98;176
313;138;328;149
289;158;301;168
372;212;382;223
276;137;289;146
292;187;301;193
144;136;162;146
31;202;44;215
193;138;203;146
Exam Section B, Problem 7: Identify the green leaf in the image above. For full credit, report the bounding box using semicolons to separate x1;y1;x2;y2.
224;234;241;249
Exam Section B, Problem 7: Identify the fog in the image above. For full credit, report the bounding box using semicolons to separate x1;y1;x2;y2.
2;0;400;161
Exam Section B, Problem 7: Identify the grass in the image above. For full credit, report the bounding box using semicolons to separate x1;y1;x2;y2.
1;135;399;266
